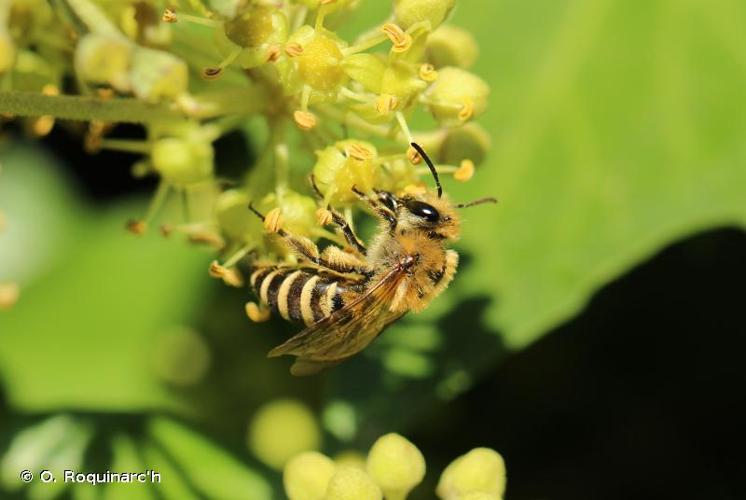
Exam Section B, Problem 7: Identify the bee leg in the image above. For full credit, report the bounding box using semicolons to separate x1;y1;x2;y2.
310;176;367;255
351;186;397;230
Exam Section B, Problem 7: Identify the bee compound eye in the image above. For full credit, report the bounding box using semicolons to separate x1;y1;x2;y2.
406;200;440;223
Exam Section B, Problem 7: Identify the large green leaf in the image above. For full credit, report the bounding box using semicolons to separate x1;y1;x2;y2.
0;142;210;412
325;0;746;435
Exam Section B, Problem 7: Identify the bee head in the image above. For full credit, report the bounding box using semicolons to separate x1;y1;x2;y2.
398;192;461;240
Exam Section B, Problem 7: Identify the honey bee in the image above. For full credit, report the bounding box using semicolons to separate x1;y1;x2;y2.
247;143;496;375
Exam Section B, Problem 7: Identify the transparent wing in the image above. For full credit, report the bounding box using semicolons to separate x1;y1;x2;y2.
267;264;409;375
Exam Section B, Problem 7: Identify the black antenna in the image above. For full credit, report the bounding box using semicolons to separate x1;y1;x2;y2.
410;142;442;198
455;197;498;208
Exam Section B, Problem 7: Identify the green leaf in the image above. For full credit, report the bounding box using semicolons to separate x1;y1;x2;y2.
0;143;210;412
331;0;746;431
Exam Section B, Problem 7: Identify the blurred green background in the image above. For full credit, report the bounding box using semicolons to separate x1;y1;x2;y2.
2;0;746;498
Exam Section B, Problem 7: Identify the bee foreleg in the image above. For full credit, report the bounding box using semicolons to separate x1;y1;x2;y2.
329;210;367;255
351;186;397;229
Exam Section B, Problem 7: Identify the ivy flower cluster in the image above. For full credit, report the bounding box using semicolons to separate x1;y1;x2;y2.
284;434;507;500
0;0;490;295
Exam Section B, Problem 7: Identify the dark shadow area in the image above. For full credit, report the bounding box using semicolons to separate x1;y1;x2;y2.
411;227;746;500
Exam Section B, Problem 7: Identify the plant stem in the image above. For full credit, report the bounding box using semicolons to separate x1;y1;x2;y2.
0;90;266;124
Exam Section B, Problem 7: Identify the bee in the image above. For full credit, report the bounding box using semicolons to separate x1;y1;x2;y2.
247;143;496;375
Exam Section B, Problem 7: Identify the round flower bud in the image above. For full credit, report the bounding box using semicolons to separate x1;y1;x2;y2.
0;31;16;74
248;399;321;470
425;67;489;126
74;33;133;92
436;448;506;500
151;137;213;187
394;0;455;30
296;32;348;95
284;451;337;500
215;189;263;245
380;63;427;103
366;433;425;500
225;5;287;48
312;140;380;205
460;493;500;500
426;25;479;69
440;123;491;166
274;191;319;237
129;47;188;102
325;466;382;500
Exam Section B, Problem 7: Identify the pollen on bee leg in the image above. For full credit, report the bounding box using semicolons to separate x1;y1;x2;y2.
293;110;317;131
0;282;19;311
245;301;271;322
454;159;475;182
315;207;334;226
263;207;284;233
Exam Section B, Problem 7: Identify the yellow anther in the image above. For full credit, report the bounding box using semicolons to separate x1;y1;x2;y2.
159;224;172;237
293;110;317;131
32;85;59;136
265;45;281;63
402;184;427;195
222;267;244;287
126;219;147;235
345;143;374;161
382;23;412;53
188;230;225;248
263;207;284;233
458;97;474;121
285;42;304;57
0;282;19;311
316;207;334;226
419;63;438;82
246;301;271;322
209;260;227;278
162;7;177;23
376;94;398;115
201;67;223;80
454;159;475;182
407;144;422;165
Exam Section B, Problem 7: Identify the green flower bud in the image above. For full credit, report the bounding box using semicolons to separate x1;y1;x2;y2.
74;33;133;91
426;25;479;69
366;433;425;500
296;32;348;94
394;0;455;30
0;31;15;74
259;191;318;238
436;448;506;500
151;137;213;187
460;493;500;500
151;326;211;386
284;451;337;500
342;53;386;93
215;189;264;245
225;5;288;48
312;140;380;205
440;123;491;166
380;63;427;102
425;67;489;126
248;399;321;470
129;47;188;102
325;466;382;500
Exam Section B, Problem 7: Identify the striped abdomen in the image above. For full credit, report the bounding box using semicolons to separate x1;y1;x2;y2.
250;266;354;326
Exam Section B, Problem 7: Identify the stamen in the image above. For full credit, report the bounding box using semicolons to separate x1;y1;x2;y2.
453;159;475;182
345;143;374;161
316;207;333;226
396;112;414;143
459;97;474;121
419;63;438;82
407;144;422;165
376;94;398;115
263;207;284;233
294;110;317;130
285;42;304;57
201;48;241;80
382;23;412;53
